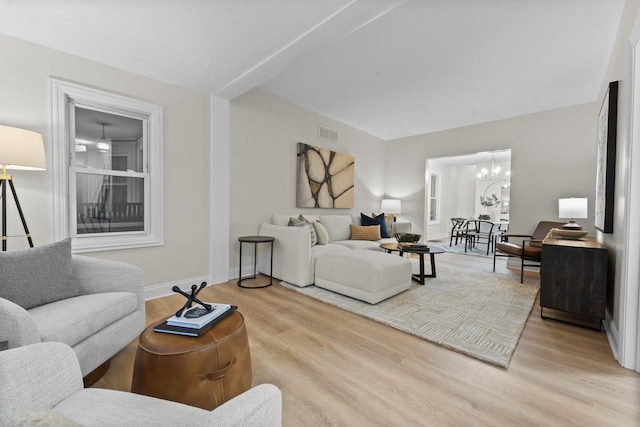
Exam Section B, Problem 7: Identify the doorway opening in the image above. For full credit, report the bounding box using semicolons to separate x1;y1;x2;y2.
425;149;511;240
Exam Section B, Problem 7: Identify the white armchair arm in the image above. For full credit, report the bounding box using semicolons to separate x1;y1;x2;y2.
258;222;314;286
0;342;83;411
0;297;40;349
72;255;145;314
206;383;282;426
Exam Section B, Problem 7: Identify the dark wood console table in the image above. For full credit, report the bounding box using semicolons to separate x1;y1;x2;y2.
540;236;607;330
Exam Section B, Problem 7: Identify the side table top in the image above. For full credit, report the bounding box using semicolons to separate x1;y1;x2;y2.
141;311;245;352
238;235;275;243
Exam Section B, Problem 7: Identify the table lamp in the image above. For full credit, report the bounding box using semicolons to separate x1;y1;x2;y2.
381;199;401;222
0;125;46;250
558;197;588;230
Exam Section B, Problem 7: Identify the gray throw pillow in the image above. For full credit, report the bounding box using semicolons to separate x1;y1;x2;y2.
0;239;81;310
288;217;318;246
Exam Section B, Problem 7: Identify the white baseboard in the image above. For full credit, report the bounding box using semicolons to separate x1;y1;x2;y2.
230;266;266;282
604;308;620;363
144;275;212;301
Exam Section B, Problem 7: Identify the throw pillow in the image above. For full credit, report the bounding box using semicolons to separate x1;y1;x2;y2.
372;211;394;236
350;225;381;241
298;215;318;245
288;217;317;246
361;213;390;238
313;220;329;245
0;239;81;310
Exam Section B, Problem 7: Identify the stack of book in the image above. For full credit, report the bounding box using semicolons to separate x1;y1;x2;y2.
154;303;237;337
398;242;429;251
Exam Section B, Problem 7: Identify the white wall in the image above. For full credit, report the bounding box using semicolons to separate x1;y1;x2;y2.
229;88;386;279
454;165;477;220
0;34;211;287
210;96;230;286
385;103;598;241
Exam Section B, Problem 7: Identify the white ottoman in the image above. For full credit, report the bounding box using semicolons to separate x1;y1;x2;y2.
314;249;412;304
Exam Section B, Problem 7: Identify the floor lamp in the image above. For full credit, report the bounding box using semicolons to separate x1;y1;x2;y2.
0;125;46;251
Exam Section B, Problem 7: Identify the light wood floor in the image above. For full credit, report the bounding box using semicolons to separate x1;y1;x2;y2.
94;253;640;426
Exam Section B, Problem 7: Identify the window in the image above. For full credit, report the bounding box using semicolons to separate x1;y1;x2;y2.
428;173;440;224
51;79;163;252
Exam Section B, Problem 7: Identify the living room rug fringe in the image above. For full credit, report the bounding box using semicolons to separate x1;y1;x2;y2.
280;264;539;368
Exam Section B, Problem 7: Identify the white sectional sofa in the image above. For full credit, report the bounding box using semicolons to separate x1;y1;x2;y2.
257;214;412;303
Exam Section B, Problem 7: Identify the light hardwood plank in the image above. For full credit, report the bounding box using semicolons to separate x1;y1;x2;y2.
94;254;640;426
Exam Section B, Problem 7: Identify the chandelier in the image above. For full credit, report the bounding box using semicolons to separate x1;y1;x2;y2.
477;152;511;181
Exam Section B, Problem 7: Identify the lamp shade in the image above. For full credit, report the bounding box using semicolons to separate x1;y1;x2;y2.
381;199;401;214
558;197;588;219
0;125;46;170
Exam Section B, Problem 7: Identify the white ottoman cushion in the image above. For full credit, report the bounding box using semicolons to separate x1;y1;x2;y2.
314;249;411;304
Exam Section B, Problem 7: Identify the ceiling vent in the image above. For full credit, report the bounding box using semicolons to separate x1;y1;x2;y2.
318;125;338;143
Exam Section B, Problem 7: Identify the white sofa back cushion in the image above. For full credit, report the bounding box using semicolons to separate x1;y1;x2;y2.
319;215;353;242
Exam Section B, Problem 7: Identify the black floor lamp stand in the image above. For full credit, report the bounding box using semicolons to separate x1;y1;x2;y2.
1;173;34;251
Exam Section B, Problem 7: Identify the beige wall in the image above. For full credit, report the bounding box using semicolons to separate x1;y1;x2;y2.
385;103;598;241
0;34;211;287
229;88;385;278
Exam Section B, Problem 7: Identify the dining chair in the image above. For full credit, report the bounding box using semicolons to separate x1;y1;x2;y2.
465;220;496;255
449;217;468;246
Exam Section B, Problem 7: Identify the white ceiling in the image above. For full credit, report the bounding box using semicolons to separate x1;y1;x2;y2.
0;0;625;140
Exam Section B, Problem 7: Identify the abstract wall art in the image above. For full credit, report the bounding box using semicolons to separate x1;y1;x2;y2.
595;81;618;233
296;142;354;208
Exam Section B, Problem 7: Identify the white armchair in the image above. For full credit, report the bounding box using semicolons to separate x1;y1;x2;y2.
0;240;145;379
0;342;282;426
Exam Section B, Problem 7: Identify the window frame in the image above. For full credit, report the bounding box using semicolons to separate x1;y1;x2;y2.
428;172;441;225
51;78;163;252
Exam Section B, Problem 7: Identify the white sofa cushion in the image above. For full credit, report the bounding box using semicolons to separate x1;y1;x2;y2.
30;292;137;347
319;214;353;242
333;240;383;251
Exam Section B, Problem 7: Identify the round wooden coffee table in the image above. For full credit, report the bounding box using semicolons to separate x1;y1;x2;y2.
131;310;252;410
380;243;445;284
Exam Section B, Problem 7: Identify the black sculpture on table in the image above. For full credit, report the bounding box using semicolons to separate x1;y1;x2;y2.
172;282;212;317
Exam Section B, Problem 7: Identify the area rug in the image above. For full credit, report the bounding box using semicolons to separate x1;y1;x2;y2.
427;240;493;258
280;263;539;368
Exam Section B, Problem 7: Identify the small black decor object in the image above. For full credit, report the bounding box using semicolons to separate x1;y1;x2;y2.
172;282;212;317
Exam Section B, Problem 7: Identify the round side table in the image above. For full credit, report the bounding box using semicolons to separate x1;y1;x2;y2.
237;235;274;288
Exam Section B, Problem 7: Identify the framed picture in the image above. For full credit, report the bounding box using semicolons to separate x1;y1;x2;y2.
595;81;618;233
296;142;354;208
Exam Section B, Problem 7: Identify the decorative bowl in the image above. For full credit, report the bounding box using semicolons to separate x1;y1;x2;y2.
549;228;588;240
395;233;422;243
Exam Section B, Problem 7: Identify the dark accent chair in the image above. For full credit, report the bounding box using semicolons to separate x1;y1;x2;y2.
465;220;496;255
449;217;468;246
493;220;565;283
